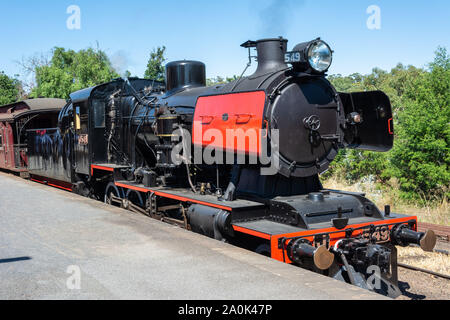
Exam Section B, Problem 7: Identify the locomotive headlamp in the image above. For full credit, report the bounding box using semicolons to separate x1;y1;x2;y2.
285;38;333;74
307;40;333;73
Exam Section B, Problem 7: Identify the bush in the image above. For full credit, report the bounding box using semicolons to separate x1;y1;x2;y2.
325;149;390;184
391;47;450;200
327;48;449;202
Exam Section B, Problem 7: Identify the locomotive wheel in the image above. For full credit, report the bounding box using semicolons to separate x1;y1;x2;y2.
104;182;124;206
126;189;144;208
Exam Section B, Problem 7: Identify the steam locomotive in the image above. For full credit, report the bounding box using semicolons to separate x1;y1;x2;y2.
26;37;436;297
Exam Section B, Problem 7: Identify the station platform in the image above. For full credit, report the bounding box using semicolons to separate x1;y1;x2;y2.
0;172;386;300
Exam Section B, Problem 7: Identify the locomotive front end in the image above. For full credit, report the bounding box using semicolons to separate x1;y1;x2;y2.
213;38;437;297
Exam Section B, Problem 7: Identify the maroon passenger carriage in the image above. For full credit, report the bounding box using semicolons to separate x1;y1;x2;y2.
0;98;65;176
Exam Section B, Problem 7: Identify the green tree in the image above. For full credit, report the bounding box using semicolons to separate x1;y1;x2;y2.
144;46;166;82
329;66;424;112
31;47;119;99
206;75;238;86
328;73;365;92
0;71;20;105
391;47;450;200
327;48;449;201
325;149;391;184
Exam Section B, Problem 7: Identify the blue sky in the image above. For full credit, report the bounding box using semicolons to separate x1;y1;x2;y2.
0;0;449;82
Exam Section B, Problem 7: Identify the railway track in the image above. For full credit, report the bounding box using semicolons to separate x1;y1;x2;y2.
397;222;450;283
418;222;450;243
398;262;450;280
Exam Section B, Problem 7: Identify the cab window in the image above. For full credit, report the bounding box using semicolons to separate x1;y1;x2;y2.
92;99;106;128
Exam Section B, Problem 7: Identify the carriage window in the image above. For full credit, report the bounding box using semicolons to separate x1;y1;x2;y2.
92;100;105;128
0;133;3;148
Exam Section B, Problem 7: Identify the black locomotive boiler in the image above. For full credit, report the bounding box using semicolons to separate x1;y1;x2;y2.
27;37;436;297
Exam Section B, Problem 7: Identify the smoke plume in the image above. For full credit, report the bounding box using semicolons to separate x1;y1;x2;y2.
110;50;131;78
258;0;305;37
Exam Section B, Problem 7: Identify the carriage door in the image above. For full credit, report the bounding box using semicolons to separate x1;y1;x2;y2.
0;123;5;168
73;101;90;175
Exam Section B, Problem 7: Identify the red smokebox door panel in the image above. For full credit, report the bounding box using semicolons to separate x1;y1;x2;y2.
193;91;266;155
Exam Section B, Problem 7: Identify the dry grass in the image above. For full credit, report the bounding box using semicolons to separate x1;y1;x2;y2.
323;176;449;226
397;246;450;276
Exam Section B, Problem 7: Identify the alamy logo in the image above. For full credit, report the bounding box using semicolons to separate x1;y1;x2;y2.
170;126;280;176
66;265;81;290
66;5;81;30
366;5;381;30
366;265;401;298
366;265;382;290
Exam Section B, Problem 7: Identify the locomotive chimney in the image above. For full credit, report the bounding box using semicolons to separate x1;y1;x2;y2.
242;37;288;77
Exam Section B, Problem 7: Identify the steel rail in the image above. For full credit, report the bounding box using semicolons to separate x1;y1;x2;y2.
398;262;450;280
